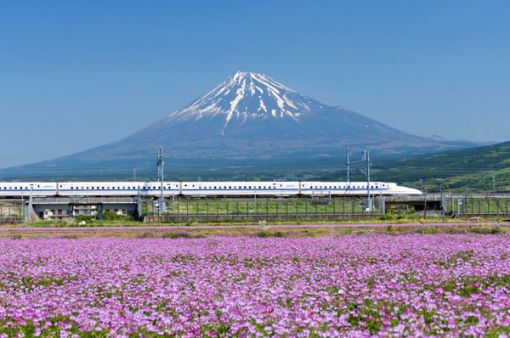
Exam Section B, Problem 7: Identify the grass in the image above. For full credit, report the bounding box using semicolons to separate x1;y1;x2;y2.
0;222;507;240
24;216;463;227
15;215;477;228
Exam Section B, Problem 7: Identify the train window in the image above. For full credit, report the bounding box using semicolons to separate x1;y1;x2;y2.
71;187;74;190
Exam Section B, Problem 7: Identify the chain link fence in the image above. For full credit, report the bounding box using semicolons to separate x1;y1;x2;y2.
144;197;385;222
443;195;510;217
0;203;24;223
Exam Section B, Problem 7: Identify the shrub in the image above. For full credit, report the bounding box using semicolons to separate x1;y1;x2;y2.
420;227;438;234
136;231;154;239
101;210;132;221
469;226;504;235
255;230;286;238
162;232;193;239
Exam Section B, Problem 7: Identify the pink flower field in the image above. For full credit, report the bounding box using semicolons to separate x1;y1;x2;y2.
1;235;510;337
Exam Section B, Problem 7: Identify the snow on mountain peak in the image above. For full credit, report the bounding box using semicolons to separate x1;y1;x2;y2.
168;71;325;132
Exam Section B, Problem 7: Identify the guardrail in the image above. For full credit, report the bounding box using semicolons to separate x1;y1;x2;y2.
32;197;138;204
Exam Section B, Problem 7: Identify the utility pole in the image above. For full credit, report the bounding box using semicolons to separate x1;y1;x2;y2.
346;148;351;184
439;185;445;217
21;194;24;223
418;179;427;218
133;168;137;181
157;147;165;216
28;184;33;220
362;149;371;211
493;175;496;192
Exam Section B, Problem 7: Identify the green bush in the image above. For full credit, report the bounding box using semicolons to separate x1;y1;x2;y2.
101;210;131;221
420;227;438;234
469;226;504;235
162;232;194;239
255;230;286;238
75;215;95;222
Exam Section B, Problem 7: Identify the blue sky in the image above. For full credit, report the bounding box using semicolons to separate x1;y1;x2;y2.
1;0;509;167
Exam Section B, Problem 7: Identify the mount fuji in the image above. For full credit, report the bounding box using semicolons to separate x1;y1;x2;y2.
0;71;474;178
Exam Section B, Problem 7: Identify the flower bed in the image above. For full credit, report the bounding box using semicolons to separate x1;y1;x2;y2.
0;235;509;336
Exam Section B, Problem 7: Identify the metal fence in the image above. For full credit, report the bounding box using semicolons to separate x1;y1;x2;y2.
143;197;385;222
443;195;510;217
0;203;24;223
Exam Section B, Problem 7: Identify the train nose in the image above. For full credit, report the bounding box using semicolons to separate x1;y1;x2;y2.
402;187;422;195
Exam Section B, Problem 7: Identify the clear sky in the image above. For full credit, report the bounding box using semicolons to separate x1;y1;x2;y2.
1;0;509;168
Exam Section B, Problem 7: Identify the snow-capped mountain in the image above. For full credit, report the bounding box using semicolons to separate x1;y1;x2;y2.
168;71;325;133
0;71;476;178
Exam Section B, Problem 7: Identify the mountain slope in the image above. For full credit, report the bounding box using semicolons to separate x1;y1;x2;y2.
0;71;475;179
71;71;469;159
395;141;510;170
311;141;510;192
376;141;510;191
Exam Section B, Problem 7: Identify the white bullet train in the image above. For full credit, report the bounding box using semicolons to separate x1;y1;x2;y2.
0;181;421;198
